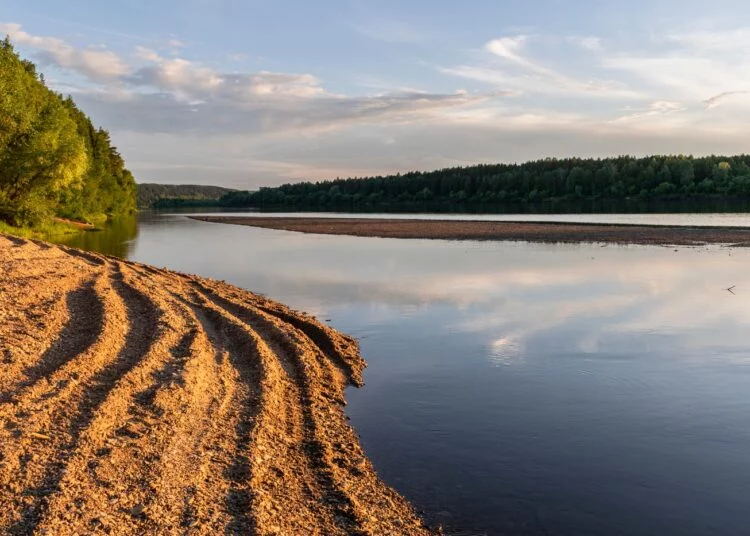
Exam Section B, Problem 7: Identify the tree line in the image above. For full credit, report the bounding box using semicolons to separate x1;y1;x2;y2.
0;37;136;228
219;155;750;211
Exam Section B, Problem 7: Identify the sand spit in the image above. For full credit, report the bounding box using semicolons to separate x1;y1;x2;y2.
192;216;750;246
0;235;431;535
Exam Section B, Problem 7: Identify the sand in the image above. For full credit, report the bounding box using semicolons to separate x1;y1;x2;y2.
0;235;432;535
191;216;750;246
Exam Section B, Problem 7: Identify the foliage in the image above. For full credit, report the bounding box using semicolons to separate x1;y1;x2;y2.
219;155;750;210
0;37;135;227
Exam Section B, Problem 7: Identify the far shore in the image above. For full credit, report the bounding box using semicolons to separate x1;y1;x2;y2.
190;216;750;246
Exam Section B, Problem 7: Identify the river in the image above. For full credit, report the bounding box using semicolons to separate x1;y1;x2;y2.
55;211;750;535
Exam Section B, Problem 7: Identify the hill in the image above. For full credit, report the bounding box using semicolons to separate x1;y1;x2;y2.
137;183;236;208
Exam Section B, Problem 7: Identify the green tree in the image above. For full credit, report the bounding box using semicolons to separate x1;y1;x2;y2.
0;38;136;227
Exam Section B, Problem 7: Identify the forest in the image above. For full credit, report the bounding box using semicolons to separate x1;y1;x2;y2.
220;155;750;211
0;37;135;229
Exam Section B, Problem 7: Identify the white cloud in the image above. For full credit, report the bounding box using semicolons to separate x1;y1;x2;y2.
131;57;224;95
242;72;325;98
0;22;128;80
486;36;528;62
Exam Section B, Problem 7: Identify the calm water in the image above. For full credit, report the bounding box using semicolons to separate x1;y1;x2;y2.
57;213;750;535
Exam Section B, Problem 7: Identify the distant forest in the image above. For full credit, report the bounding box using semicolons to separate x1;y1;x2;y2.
137;183;236;208
219;155;750;211
0;38;136;228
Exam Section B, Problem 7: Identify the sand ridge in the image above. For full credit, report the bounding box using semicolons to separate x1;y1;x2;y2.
0;235;432;535
191;216;750;246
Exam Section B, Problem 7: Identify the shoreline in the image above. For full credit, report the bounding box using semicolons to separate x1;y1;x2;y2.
190;216;750;246
0;235;431;535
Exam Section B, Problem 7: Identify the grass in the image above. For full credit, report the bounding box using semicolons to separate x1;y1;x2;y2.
0;219;86;240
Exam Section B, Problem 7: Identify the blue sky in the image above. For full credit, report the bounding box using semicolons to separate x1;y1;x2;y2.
3;1;750;187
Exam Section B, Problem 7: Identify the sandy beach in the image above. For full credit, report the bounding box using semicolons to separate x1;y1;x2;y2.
0;235;431;535
191;216;750;246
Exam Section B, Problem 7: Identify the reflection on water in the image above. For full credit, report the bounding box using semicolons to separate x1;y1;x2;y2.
52;215;138;257
66;212;750;536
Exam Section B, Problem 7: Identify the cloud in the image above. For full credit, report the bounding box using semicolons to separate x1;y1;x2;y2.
666;28;750;54
447;28;750;126
602;28;750;102
130;57;224;96
704;91;750;109
167;38;186;49
4;23;507;136
75;86;507;139
129;47;325;101
6;20;750;188
440;64;636;100
134;46;160;62
612;100;687;123
0;22;129;80
231;72;326;99
486;35;570;83
444;35;642;100
486;36;527;62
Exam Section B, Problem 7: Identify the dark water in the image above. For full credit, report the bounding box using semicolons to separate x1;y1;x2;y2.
55;213;750;535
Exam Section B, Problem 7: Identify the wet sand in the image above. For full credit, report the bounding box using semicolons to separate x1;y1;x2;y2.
191;216;750;246
0;235;431;535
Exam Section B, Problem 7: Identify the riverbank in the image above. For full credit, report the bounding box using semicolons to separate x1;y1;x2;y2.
191;216;750;246
0;219;89;241
0;235;431;535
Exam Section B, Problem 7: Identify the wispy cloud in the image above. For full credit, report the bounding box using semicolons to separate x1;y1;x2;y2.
602;28;750;102
442;35;641;100
704;91;750;109
611;101;687;123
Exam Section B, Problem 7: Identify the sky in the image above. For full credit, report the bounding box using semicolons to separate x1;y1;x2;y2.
3;0;750;188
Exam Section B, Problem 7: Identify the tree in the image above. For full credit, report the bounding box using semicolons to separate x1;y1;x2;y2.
0;38;136;226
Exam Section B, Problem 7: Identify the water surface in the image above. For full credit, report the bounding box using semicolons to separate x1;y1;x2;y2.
56;212;750;535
